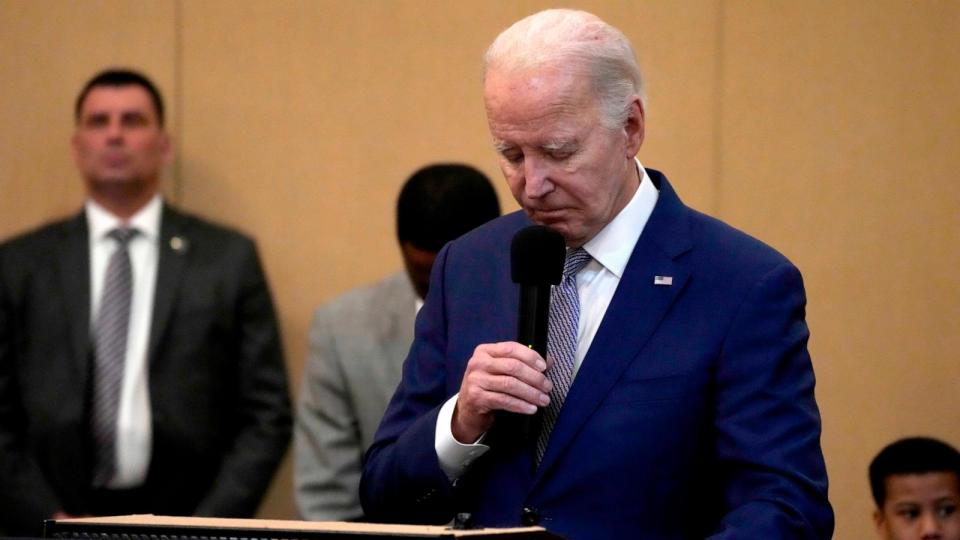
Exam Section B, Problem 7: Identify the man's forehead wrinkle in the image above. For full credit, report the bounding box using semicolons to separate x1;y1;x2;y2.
488;100;586;138
490;123;580;152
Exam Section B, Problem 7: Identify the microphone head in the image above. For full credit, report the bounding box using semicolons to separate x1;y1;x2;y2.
511;225;565;285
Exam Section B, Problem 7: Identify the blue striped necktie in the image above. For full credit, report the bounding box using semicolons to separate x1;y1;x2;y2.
91;227;138;487
536;247;592;464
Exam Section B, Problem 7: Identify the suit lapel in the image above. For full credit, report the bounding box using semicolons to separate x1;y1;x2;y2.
148;204;190;362
532;172;694;483
57;212;92;381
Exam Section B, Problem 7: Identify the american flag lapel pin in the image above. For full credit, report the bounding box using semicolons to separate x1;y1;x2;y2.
654;275;673;286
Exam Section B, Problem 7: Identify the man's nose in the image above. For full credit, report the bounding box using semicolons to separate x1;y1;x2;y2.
523;157;552;198
919;511;943;538
105;120;125;142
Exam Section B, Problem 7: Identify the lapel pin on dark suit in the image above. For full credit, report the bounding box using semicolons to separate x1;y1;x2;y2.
169;235;189;254
654;275;673;286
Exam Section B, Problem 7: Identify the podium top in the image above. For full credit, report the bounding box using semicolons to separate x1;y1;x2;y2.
43;515;562;539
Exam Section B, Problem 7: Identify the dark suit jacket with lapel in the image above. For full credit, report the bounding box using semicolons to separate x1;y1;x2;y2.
0;204;292;535
360;170;833;539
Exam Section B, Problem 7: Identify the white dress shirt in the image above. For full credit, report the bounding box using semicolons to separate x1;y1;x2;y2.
435;160;659;480
87;195;161;488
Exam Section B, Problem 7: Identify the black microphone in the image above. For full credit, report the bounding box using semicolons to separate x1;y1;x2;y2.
499;225;565;441
511;225;565;356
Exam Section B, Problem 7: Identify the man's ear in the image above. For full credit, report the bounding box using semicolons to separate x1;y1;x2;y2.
623;96;644;157
873;508;888;538
160;131;174;166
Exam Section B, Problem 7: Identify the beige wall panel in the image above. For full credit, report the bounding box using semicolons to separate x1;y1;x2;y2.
720;2;960;538
177;0;717;519
0;0;176;240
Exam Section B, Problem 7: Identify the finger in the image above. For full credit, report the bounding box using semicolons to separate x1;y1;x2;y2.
480;341;547;371
468;350;552;396
489;355;553;395
464;375;544;415
474;371;551;409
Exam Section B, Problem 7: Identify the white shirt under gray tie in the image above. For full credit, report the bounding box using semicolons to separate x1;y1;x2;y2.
87;194;161;488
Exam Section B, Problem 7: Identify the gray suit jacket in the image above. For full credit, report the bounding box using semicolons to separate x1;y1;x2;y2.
295;271;416;520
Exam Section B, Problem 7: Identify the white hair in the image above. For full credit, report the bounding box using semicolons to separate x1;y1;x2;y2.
483;9;646;129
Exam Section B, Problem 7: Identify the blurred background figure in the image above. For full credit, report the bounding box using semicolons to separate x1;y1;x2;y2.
295;163;500;520
0;68;291;536
870;437;960;540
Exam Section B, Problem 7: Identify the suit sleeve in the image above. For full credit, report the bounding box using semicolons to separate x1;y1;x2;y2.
0;247;62;535
193;239;292;517
359;244;459;524
294;307;365;520
708;261;834;539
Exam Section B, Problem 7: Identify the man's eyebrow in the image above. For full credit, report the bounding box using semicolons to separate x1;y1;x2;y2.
542;139;577;152
493;140;513;153
80;111;110;123
120;110;150;120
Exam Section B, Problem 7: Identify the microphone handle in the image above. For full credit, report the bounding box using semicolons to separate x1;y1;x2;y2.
517;284;551;357
500;283;551;441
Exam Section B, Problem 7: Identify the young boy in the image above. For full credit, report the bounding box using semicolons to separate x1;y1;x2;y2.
870;437;960;540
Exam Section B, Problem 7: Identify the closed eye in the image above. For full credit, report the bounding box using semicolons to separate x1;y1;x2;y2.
542;142;578;161
498;148;524;164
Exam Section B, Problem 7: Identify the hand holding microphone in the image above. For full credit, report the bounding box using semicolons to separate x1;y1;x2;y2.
451;225;565;444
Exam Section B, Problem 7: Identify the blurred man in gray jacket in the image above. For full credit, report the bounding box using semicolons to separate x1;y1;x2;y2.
295;163;500;520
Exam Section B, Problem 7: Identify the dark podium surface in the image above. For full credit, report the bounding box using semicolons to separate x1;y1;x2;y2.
42;516;563;540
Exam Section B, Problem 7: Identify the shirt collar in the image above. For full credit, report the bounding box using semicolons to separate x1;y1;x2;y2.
86;194;163;242
582;158;659;279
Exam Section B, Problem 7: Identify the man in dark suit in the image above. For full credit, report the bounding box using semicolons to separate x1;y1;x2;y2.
0;69;291;535
361;9;833;539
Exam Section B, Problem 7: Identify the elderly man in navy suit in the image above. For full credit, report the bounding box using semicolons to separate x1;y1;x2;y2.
0;69;290;535
361;9;833;539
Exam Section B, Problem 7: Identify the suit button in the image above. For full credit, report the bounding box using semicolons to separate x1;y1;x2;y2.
521;506;540;526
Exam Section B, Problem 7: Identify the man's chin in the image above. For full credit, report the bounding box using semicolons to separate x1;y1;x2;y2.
524;215;583;246
87;176;151;194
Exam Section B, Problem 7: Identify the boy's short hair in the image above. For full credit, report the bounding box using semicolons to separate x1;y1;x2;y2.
869;437;960;507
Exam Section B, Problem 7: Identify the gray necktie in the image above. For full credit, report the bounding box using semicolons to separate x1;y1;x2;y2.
536;247;592;464
91;227;138;487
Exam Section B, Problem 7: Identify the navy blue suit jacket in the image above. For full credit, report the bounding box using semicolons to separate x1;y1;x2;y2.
361;170;833;539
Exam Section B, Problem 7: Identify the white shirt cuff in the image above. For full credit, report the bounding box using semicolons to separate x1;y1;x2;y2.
434;393;490;482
